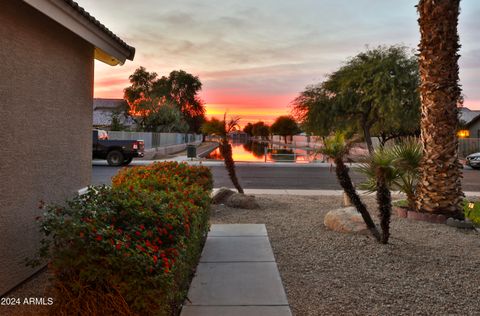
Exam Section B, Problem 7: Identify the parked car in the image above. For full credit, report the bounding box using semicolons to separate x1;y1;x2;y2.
92;129;144;166
466;152;480;169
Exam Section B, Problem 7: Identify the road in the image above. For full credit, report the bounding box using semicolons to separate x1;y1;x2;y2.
92;163;480;191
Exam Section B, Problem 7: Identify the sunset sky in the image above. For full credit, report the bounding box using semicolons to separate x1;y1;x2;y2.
78;0;480;125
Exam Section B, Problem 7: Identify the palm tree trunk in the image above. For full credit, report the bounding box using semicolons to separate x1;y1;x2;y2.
334;157;381;242
376;173;392;244
362;124;374;154
220;140;244;194
416;0;464;217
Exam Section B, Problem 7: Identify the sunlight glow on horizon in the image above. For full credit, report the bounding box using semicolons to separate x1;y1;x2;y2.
86;0;480;116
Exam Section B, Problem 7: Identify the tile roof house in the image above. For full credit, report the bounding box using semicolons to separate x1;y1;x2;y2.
93;98;136;129
0;0;134;295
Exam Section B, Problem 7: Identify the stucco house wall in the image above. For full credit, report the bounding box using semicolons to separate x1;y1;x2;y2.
0;1;93;295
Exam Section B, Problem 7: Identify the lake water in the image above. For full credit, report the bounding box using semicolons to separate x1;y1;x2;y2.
205;140;321;163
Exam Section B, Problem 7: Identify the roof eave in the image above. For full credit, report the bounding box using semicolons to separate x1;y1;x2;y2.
23;0;135;65
466;114;480;128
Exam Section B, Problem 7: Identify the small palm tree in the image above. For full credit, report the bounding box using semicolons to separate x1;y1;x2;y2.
356;148;399;244
358;138;422;212
322;132;381;242
390;138;422;210
201;114;244;193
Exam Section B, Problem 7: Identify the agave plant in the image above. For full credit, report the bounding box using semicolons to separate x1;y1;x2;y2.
321;132;381;242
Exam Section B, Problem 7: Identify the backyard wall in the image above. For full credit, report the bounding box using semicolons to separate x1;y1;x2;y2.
0;1;94;295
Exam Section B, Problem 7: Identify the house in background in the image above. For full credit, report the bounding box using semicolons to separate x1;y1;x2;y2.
466;115;480;139
93;98;136;130
0;0;134;295
459;107;480;138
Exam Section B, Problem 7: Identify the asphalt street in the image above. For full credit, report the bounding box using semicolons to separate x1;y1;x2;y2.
92;162;479;191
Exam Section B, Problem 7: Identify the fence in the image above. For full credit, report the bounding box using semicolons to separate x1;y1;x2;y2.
459;138;480;158
108;131;202;149
268;135;323;148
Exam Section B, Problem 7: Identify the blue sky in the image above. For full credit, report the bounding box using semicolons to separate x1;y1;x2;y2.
79;0;480;122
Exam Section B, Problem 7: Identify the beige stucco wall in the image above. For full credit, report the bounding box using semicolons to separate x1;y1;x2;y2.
0;1;93;295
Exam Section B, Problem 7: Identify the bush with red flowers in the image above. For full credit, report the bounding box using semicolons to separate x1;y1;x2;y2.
30;162;212;315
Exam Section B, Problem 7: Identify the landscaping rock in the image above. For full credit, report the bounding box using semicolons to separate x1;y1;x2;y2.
212;187;235;204
445;217;475;229
324;207;368;234
226;193;260;209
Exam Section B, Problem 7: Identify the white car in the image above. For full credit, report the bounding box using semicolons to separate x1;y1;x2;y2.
466;152;480;169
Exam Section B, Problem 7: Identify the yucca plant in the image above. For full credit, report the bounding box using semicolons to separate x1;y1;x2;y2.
357;138;422;211
390;138;422;210
322;132;381;242
201;113;244;193
356;148;400;244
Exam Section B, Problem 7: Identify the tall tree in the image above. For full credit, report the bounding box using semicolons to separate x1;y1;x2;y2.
153;70;206;133
143;102;188;133
201;114;244;193
243;123;254;136
292;45;420;152
124;67;206;133
252;121;270;140
124;66;157;103
270;116;300;143
415;0;464;216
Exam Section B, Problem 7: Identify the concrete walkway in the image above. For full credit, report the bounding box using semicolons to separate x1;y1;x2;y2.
180;224;292;316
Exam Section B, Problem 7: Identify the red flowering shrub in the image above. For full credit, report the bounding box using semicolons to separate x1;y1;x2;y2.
112;161;213;193
30;162;212;315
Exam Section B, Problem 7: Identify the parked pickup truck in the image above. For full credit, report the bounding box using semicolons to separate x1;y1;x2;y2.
92;129;144;166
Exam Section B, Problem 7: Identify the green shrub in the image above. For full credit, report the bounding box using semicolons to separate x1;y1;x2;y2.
30;162;212;315
463;200;480;226
395;199;479;225
393;199;409;208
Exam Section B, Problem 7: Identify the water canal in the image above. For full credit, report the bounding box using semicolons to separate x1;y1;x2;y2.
205;140;323;163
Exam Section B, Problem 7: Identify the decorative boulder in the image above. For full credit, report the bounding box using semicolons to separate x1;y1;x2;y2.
324;207;368;234
226;193;260;209
212;187;235;204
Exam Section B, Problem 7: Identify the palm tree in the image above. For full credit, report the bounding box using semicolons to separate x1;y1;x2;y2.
201;114;244;193
416;0;464;217
321;133;381;242
358;138;422;212
357;147;403;244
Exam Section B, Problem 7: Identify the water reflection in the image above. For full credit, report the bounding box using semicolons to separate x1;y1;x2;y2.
205;140;319;163
242;141;266;159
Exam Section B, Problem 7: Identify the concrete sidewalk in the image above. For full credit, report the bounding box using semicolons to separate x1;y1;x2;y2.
180;224;292;316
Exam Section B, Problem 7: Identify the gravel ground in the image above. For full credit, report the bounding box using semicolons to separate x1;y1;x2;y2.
4;194;478;316
211;195;480;316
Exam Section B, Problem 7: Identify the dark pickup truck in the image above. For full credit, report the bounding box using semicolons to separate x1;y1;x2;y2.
92;129;144;166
